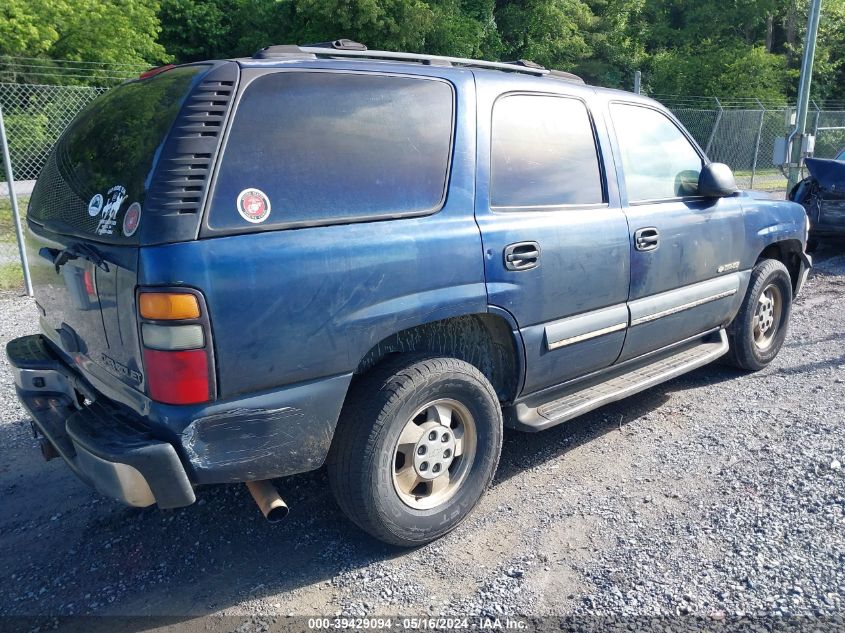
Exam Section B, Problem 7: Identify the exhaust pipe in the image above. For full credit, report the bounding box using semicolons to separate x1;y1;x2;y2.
245;480;289;523
39;437;60;461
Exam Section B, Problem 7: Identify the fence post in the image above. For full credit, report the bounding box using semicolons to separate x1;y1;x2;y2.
750;99;766;189
705;97;723;157
0;103;33;296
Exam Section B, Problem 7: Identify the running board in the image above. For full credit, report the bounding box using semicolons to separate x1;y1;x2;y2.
512;330;729;431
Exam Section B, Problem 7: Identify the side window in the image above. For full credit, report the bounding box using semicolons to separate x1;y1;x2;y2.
491;94;604;208
209;72;454;230
610;103;703;202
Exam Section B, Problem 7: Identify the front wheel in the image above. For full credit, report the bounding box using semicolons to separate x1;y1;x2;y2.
327;355;502;546
725;258;793;371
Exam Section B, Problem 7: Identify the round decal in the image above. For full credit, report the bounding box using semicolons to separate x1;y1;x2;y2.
237;188;271;224
123;202;142;237
88;193;104;217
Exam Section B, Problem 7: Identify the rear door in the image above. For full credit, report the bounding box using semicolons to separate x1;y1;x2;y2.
474;80;631;397
607;101;746;362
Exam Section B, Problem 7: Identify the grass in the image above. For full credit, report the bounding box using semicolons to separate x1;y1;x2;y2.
0;195;28;291
0;262;23;290
733;168;788;192
0;195;28;242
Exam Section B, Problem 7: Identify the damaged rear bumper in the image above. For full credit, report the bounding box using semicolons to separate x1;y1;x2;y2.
6;334;352;508
7;335;195;508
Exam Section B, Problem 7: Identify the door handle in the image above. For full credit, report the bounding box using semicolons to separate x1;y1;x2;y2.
504;241;541;271
634;227;659;252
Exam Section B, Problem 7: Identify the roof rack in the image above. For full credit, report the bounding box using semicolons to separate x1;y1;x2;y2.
251;41;588;82
253;42;556;77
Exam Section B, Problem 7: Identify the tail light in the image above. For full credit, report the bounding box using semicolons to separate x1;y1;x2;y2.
83;269;96;296
138;290;215;405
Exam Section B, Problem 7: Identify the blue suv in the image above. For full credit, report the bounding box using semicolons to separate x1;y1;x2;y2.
7;41;812;545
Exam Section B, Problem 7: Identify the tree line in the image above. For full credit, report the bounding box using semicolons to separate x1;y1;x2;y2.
2;0;844;101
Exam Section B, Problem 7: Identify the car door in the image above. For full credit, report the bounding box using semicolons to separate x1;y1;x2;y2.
607;101;747;362
474;80;631;396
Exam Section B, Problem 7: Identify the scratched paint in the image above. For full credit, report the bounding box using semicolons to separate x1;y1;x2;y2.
182;406;333;483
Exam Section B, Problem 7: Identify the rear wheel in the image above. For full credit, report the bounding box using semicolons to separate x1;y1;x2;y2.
725;258;793;371
327;354;502;546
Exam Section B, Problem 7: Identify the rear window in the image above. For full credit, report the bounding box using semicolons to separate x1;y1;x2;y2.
207;72;454;232
28;65;207;242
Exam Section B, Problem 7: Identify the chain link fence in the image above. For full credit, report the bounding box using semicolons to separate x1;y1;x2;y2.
0;83;110;294
660;96;845;191
0;82;108;183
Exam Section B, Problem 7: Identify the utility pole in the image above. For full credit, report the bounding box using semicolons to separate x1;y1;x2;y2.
787;0;823;191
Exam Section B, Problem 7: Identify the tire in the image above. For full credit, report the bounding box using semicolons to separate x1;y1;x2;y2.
725;258;793;371
327;354;503;546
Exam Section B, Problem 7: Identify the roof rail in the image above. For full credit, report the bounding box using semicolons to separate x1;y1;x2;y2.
298;47;551;76
251;43;587;82
253;44;553;77
548;69;585;84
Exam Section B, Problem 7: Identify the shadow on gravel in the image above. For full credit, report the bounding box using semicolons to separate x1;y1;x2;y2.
1;362;752;621
810;240;845;272
493;362;744;486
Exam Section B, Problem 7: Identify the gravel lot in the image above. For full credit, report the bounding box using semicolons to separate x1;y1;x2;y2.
0;245;843;630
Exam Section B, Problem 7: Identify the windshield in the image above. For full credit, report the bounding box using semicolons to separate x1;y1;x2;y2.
28;65;207;243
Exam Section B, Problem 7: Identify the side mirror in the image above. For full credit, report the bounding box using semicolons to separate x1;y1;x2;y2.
698;162;739;198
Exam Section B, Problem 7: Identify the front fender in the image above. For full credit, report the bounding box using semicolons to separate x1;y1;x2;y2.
739;193;807;265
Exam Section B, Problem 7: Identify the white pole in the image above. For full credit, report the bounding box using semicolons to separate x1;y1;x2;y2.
787;0;823;190
0;103;34;296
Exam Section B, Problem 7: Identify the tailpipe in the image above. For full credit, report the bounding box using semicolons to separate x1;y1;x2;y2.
245;480;289;523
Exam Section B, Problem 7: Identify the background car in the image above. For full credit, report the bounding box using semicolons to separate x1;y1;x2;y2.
790;150;845;250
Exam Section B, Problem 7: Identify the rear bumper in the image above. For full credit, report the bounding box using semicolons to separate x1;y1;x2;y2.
7;335;195;508
7;333;352;503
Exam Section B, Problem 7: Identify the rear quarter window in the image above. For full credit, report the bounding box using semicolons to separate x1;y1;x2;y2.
206;71;455;232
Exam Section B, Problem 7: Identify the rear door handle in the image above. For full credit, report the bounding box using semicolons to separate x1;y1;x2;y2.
634;227;659;252
504;241;540;271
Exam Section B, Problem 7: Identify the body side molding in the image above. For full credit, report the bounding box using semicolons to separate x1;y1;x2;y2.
544;304;628;351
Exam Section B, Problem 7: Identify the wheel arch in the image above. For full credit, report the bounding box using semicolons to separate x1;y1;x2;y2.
354;312;524;404
756;239;804;293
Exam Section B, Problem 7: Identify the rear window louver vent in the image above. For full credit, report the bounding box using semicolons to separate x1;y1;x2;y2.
145;65;238;223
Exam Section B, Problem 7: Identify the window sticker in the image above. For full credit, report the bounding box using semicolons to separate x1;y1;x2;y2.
237;188;271;223
123;202;142;237
88;193;104;217
96;185;127;236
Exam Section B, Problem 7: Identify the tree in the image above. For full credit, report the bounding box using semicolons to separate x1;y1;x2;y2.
0;0;169;84
495;0;594;70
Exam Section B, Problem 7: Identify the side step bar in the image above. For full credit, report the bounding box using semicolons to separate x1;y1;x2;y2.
512;330;729;431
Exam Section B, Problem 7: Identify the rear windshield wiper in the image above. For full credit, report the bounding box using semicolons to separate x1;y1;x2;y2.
39;243;110;274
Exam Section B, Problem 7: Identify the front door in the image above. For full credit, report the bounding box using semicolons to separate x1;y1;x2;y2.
474;83;631;396
607;101;746;362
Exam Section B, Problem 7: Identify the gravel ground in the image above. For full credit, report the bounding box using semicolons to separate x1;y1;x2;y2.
0;245;843;631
